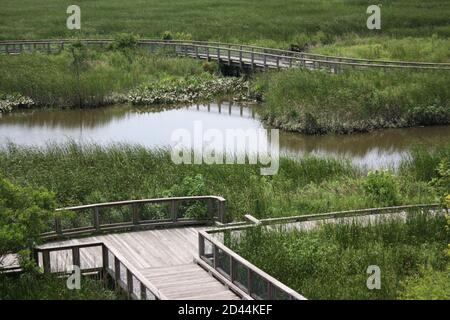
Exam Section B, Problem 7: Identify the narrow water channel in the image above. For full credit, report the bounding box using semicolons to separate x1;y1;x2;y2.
1;101;449;169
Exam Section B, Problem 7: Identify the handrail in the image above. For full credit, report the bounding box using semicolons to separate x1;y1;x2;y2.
198;230;306;300
33;241;168;300
1;39;449;70
206;203;441;234
43;196;226;240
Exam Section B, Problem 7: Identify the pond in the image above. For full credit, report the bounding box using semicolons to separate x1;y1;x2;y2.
1;101;449;169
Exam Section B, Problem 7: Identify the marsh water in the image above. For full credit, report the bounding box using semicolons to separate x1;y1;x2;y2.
1;101;449;169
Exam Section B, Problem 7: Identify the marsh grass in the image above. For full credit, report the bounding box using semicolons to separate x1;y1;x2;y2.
0;142;444;221
0;272;119;300
231;211;449;299
257;68;450;134
0;49;211;108
0;0;448;44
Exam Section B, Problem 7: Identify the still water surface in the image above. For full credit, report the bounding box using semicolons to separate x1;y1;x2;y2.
0;102;449;169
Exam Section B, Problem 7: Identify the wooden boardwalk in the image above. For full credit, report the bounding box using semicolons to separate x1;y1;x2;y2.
37;226;239;300
1;39;449;71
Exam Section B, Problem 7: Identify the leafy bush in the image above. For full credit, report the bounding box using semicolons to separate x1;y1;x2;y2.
363;170;400;207
0;175;55;266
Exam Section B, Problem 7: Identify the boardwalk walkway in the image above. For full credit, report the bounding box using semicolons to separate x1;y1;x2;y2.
1;39;450;71
37;227;239;300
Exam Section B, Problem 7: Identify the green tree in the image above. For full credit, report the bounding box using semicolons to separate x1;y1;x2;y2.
0;175;55;268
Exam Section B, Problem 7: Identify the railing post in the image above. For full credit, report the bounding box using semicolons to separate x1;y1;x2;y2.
218;200;225;223
102;244;109;281
217;48;220;61
132;203;139;225
195;45;199;58
207;198;214;221
42;250;51;273
239;46;243;67
55;217;62;236
72;247;81;268
114;257;121;283
276;57;280;69
230;256;234;282
140;282;147;300
170;200;178;222
263;55;267;69
213;244;217;269
198;233;205;258
127;269;133;298
251;52;254;70
206;47;210;61
93;207;100;231
228;48;231;66
247;268;253;296
267;282;272;299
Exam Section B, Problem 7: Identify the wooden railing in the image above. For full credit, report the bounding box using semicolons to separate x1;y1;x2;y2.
1;39;449;71
43;196;226;240
198;230;306;300
196;203;441;300
33;242;167;300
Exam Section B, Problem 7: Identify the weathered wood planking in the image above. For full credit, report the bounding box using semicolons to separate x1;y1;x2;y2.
36;226;240;300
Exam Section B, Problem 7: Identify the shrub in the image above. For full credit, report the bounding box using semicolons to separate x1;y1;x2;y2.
0;175;56;267
363;170;400;207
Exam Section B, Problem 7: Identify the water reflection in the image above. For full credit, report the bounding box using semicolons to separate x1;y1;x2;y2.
0;102;449;169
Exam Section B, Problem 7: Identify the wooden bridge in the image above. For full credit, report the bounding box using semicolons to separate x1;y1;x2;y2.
1;39;450;72
1;195;439;300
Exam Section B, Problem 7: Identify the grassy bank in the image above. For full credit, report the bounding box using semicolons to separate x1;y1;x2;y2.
230;212;449;299
257;68;450;134
0;45;250;111
0;142;447;222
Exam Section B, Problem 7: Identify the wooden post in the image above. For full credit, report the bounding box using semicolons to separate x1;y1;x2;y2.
251;52;254;70
213;244;218;269
55;217;62;236
247;268;253;296
217;48;220;61
267;282;272;299
72;247;81;268
132;203;139;225
195;45;199;58
218;200;225;223
198;234;205;258
140;282;147;300
43;250;51;273
93;207;100;231
227;48;231;66
239;46;243;67
114;257;121;283
206;47;210;61
230;256;234;282
127;269;133;298
263;55;267;69
276;57;280;69
102;245;109;281
170;200;178;222
207;198;214;221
